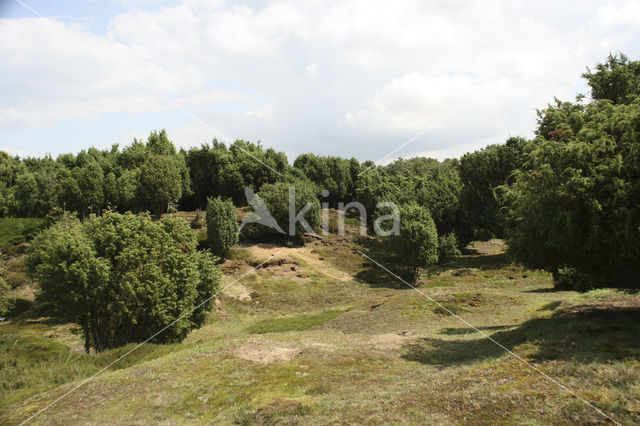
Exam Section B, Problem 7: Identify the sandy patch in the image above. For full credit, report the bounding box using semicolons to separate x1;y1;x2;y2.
352;332;418;352
234;339;303;364
239;243;351;282
222;282;252;301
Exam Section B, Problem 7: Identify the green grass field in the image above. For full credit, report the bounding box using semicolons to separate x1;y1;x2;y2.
1;216;639;424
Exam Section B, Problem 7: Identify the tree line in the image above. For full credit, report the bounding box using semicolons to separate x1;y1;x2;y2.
0;131;519;243
4;53;640;352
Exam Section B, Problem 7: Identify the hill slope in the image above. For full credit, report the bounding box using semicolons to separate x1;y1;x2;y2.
1;224;640;424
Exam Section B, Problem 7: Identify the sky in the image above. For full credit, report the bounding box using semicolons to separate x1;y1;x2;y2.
1;0;640;163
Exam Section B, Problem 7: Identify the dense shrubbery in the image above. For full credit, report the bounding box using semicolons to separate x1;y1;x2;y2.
27;212;221;352
183;140;288;208
457;137;526;241
504;53;640;290
0;125;498;257
293;154;360;207
206;196;239;259
258;180;321;242
505;99;640;289
385;204;439;280
0;130;192;218
438;233;461;263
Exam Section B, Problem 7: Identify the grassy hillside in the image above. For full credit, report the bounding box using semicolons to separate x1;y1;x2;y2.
1;214;639;424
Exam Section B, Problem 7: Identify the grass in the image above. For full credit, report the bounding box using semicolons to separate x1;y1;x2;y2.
245;309;347;334
0;319;183;409
0;218;49;248
1;215;640;424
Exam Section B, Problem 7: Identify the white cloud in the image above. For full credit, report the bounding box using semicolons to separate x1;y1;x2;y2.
165;121;218;150
0;15;241;130
0;146;36;158
345;71;544;146
0;18;176;127
2;0;640;160
173;88;248;106
246;106;274;120
305;62;319;82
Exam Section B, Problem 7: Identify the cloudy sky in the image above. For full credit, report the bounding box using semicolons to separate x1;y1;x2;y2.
2;0;640;162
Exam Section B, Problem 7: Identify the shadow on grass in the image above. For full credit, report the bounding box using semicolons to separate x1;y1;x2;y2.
438;252;508;271
402;305;640;365
439;325;516;336
0;311;184;410
353;235;411;289
354;235;511;289
537;301;562;311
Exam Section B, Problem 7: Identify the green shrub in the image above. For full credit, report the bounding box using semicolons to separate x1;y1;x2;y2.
0;217;50;248
474;228;493;242
3;297;32;317
386;204;438;281
553;268;600;292
504;55;640;290
258;180;320;243
139;155;182;217
505;100;640;289
438;233;461;263
3;272;29;289
27;212;221;352
206;197;239;259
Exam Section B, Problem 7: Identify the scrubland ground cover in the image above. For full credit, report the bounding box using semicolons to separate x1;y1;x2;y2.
1;213;639;425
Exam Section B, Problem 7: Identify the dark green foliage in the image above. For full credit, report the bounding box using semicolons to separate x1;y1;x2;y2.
293;154;358;206
258;180;321;242
506;54;640;289
505;85;640;289
552;268;602;292
0;183;14;218
0;130;191;218
183;140;288;209
438;233;461;263
356;158;464;242
14;160;58;217
535;99;586;142
386;204;438;280
115;168;142;212
582;53;640;104
206;196;239;259
27;212;221;352
73;161;104;215
458;137;526;242
354;169;400;221
0;217;50;248
184;140;231;208
0;152;24;218
412;159;463;236
139;155;182;217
